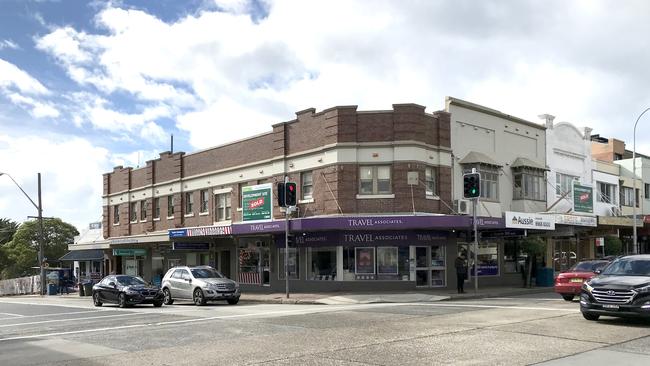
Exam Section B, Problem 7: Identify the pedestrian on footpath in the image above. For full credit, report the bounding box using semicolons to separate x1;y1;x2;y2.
455;254;467;294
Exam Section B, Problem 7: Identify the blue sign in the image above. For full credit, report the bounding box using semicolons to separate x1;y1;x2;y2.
172;242;210;251
169;229;188;238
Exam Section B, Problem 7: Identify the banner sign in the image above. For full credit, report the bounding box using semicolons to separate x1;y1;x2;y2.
505;211;555;230
551;214;597;227
112;249;147;256
169;226;232;238
172;242;210;251
573;184;594;213
242;183;273;222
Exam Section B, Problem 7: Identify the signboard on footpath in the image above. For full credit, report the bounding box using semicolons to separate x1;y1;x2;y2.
505;211;555;230
573;184;594;213
242;183;273;222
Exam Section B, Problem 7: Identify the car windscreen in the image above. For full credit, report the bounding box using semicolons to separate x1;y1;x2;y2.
116;276;147;286
569;261;609;272
191;268;223;279
601;258;650;276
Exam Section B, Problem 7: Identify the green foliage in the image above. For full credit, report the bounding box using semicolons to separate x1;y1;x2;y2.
0;218;78;279
604;236;623;256
0;218;18;245
519;236;546;256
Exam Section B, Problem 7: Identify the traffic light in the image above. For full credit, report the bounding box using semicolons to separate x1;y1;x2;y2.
463;173;480;199
285;182;297;206
277;182;285;207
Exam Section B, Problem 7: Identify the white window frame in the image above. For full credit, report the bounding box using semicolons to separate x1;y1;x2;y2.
140;200;148;221
185;192;194;215
167;195;175;218
513;168;546;201
153;197;160;220
130;202;137;223
113;205;120;225
597;181;617;205
556;173;579;197
199;189;209;214
359;166;392;195
301;171;313;200
215;192;231;222
425;167;437;197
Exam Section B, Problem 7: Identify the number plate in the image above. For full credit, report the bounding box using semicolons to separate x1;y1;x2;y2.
570;278;584;283
602;304;619;309
145;296;154;300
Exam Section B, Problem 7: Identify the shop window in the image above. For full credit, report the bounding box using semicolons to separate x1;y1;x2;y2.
308;247;336;280
140;200;148;221
239;248;260;284
425;167;437;197
359;166;391;195
200;189;209;213
216;193;231;221
185;192;194;214
278;248;299;280
113;205;120;224
154;198;160;219
354;247;375;280
130;202;137;222
513;167;546;201
503;238;524;273
301;171;313;200
167;195;175;217
478;241;499;276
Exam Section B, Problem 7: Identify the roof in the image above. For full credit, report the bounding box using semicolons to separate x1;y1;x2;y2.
446;96;545;131
510;157;549;170
59;249;104;262
458;151;502;167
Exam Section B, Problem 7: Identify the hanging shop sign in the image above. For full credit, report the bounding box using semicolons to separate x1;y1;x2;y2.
112;248;147;256
242;183;273;222
573;184;594;213
169;225;232;238
505;211;555;230
551;214;597;227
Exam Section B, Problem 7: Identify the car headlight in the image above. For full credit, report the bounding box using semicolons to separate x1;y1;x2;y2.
125;288;139;295
582;282;593;293
635;285;650;293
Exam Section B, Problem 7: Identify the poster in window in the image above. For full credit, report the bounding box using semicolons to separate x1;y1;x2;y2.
355;247;375;274
377;247;398;274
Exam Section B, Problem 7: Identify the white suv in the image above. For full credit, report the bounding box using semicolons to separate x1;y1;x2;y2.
161;266;240;306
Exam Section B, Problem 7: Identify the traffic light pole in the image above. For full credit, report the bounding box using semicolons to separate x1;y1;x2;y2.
473;197;478;294
284;176;290;299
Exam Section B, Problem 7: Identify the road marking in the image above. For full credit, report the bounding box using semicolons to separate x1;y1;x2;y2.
0;309;110;320
0;312;149;328
0;300;97;310
0;312;25;317
408;302;580;312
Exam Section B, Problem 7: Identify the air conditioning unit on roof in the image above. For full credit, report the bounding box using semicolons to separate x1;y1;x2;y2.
455;199;470;215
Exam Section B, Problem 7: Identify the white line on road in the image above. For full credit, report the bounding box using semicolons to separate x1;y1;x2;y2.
0;312;150;328
0;309;109;320
0;312;25;317
408;302;580;312
0;300;99;310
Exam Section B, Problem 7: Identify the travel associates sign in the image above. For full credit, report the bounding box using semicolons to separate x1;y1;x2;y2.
242;183;273;222
505;211;555;230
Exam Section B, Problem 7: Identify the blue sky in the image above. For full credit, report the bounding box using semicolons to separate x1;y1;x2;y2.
1;0;650;231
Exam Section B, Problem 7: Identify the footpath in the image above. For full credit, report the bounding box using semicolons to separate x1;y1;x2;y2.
2;286;554;305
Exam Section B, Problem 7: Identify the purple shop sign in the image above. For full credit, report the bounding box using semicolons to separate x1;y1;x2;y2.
470;264;499;276
293;215;472;231
232;221;286;235
280;230;450;247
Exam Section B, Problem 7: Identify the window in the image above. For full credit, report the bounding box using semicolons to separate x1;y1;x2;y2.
215;193;231;221
622;187;637;207
167;195;174;217
513;168;546;201
645;184;650;200
154;198;160;219
130;202;137;222
308;247;336;280
614;153;623;161
463;164;499;201
556;173;578;196
200;189;209;213
185;192;193;214
279;248;299;280
597;182;617;205
113;205;120;224
425;167;437;196
301;171;313;200
140;200;147;221
359;166;391;195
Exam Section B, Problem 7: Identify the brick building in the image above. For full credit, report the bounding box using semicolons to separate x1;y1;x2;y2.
79;103;504;292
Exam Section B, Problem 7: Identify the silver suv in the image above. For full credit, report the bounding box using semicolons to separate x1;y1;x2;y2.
161;266;240;306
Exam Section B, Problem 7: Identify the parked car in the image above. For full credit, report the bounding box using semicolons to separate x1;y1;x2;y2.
580;255;650;321
554;260;611;301
161;266;240;306
92;275;164;308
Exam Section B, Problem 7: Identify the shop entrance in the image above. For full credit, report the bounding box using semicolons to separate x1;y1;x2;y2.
414;245;446;287
238;237;271;286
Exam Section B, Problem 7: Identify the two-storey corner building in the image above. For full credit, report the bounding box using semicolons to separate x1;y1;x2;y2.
86;103;504;293
540;115;598;271
445;97;547;287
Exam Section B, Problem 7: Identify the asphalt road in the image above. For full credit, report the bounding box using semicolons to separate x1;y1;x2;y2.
0;293;649;365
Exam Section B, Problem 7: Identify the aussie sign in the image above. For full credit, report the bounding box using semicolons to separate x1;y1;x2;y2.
505;211;555;230
242;183;273;222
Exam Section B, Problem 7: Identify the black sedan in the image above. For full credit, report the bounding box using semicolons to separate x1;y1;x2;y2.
92;275;164;308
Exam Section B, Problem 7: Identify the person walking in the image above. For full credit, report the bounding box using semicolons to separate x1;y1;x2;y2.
455;254;467;294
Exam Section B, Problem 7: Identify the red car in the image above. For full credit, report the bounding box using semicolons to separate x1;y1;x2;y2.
554;260;610;301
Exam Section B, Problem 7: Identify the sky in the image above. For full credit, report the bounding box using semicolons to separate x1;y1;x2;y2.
1;0;650;232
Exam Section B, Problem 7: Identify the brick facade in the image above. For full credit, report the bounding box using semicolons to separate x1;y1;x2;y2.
103;104;452;239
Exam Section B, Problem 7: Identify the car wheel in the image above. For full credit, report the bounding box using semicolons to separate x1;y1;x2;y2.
562;294;574;301
118;293;127;308
153;301;163;307
92;292;103;307
193;288;206;306
227;298;239;305
163;288;174;305
582;312;600;321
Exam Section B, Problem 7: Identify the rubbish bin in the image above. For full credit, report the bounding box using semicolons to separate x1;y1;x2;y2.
83;282;93;296
47;283;58;295
78;283;85;296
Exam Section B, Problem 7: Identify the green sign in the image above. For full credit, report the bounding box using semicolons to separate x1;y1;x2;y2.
242;183;273;222
112;249;147;256
573;184;593;213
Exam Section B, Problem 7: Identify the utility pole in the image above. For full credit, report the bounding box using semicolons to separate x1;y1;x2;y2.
38;173;45;295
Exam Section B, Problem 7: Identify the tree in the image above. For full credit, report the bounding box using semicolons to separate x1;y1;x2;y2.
1;218;78;279
519;236;546;288
0;218;20;279
604;236;623;256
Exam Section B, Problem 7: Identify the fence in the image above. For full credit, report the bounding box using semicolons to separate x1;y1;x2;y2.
0;275;41;296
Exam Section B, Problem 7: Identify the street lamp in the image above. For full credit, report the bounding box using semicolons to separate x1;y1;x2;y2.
0;172;45;295
633;108;650;255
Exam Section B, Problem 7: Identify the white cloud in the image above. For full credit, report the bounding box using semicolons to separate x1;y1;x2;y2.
0;133;111;231
139;121;167;144
6;93;60;118
0;40;19;50
0;58;49;95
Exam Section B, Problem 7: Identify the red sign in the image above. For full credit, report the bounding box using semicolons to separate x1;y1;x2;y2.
248;197;265;210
